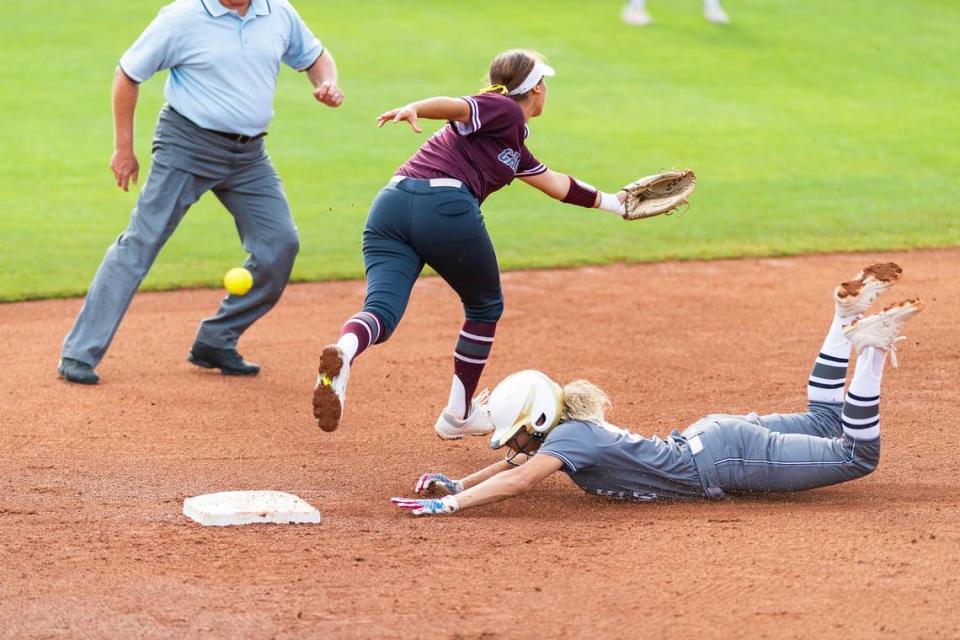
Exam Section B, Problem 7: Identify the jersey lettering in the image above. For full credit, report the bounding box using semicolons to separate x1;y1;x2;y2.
497;148;521;171
595;489;659;502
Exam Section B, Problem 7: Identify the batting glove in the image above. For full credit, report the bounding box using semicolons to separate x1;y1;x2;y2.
391;496;459;516
415;472;464;495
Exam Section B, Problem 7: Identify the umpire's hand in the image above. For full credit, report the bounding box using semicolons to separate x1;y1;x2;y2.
313;80;344;107
111;147;139;192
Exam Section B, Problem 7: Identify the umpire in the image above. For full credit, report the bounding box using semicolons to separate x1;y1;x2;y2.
58;0;343;384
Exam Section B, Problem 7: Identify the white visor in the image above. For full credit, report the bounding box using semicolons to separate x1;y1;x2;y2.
508;61;556;96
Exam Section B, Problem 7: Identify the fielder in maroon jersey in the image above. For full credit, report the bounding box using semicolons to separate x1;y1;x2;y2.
313;49;632;438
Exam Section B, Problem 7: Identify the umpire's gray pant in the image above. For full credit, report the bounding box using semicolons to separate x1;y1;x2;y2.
683;401;880;496
62;105;299;367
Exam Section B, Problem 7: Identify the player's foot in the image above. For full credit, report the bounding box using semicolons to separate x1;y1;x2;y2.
704;6;730;23
57;357;99;385
188;344;260;376
622;6;653;26
434;390;495;440
834;262;902;318
843;298;923;368
313;345;349;432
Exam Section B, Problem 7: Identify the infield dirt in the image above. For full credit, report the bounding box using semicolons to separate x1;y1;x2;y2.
1;250;957;639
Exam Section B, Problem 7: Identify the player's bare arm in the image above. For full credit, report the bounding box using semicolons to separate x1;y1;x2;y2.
394;454;561;515
520;169;628;210
377;97;471;134
457;455;561;509
414;453;533;496
520;168;694;220
111;68;140;192
308;51;343;107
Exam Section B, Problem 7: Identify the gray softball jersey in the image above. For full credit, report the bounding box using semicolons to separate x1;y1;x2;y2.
537;421;706;501
537;406;879;502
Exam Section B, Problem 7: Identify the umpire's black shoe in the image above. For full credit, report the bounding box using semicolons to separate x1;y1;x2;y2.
188;344;260;376
57;358;100;385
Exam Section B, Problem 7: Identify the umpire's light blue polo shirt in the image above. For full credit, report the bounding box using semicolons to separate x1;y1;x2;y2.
119;0;323;136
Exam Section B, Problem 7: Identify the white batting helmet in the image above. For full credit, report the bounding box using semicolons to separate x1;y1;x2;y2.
488;370;564;449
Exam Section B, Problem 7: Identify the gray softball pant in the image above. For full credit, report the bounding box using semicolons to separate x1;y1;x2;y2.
682;401;879;497
62;105;299;367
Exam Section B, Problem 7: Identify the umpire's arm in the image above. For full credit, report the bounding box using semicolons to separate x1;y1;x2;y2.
110;68;141;192
454;454;563;511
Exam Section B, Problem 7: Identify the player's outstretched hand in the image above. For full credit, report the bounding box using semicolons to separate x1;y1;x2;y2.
313;81;344;107
391;496;459;516
415;473;463;495
377;106;421;133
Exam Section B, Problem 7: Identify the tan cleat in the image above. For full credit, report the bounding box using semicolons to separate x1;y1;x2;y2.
843;298;923;368
834;262;903;317
434;390;495;440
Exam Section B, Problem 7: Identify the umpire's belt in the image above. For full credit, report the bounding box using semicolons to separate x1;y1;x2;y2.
682;420;726;500
167;106;266;144
389;175;464;189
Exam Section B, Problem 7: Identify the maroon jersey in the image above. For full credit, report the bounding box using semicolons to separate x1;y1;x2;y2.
395;93;548;203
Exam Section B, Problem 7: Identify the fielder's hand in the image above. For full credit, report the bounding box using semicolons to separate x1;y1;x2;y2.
111;148;139;192
391;496;459;516
415;473;463;495
313;81;344;107
377;106;421;133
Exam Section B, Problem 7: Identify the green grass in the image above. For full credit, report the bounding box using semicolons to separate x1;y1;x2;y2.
1;0;958;301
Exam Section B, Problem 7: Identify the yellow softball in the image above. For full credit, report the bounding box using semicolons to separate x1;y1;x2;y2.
223;267;253;296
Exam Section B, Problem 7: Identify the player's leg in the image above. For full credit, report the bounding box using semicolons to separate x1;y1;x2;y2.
312;183;424;431
687;299;921;493
59;159;214;382
414;187;501;439
622;0;652;26
757;263;902;438
193;153;299;374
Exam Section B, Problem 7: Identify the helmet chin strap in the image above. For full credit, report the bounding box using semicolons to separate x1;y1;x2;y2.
504;427;545;459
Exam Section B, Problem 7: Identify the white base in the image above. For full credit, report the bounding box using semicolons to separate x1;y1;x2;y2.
183;490;321;527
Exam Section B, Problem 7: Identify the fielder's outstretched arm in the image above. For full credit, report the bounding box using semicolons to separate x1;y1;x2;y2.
520;169;627;216
377;97;471;133
393;454;562;516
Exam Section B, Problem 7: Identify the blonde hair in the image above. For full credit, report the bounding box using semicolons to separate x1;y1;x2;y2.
480;49;549;97
561;380;611;424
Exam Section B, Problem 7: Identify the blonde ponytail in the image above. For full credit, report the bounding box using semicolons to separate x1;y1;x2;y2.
480;83;509;95
561;380;611;424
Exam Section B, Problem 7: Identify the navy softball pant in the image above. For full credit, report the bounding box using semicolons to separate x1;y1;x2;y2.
361;178;504;342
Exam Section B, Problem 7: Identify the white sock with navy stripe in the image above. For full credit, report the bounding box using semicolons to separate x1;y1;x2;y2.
842;347;886;440
808;313;854;404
